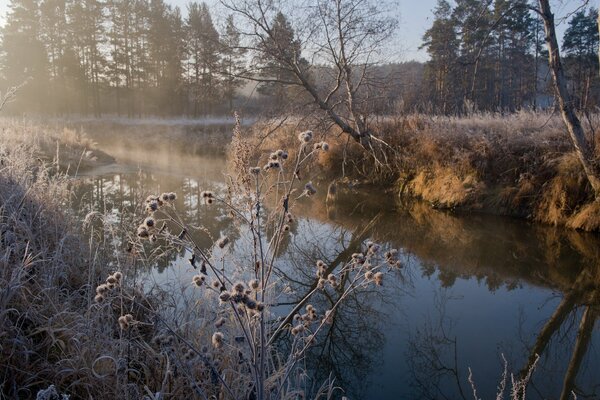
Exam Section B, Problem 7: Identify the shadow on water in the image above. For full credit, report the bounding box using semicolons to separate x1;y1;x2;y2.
71;154;600;399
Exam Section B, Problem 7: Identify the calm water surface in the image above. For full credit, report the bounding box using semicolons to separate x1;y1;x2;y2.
72;147;600;400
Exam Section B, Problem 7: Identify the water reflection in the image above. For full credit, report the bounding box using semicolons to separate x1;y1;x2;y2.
72;159;600;399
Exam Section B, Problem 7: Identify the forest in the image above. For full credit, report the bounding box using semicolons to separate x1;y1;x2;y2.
1;0;598;116
3;1;600;400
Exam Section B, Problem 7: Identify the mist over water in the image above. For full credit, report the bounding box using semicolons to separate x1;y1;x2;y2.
73;141;600;400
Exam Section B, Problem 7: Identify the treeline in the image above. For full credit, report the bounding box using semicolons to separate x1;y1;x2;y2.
420;0;599;114
1;0;598;117
0;0;246;116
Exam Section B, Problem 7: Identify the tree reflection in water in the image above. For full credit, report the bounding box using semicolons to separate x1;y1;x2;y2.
71;166;600;399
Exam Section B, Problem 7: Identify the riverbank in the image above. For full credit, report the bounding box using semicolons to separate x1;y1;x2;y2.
0;118;114;171
249;112;600;232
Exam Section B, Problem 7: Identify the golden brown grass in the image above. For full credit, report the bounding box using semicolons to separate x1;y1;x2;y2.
247;111;600;231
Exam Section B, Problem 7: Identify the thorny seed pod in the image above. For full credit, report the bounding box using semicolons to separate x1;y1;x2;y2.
374;272;384;286
192;275;205;287
217;237;229;249
365;271;374;280
201;191;214;199
246;299;257;310
211;280;221;289
351;253;365;263
317;278;326;289
282;224;290;232
94;293;105;303
286;213;294;223
144;217;155;228
212;332;224;349
249;167;261;175
256;302;265;312
233;282;245;293
118;315;130;330
137;225;149;238
219;292;231;302
106;276;117;285
298;130;313;143
249;279;259;290
161;193;170;202
269;152;278;160
320;142;330;151
293;314;301;322
146;202;158;213
168;192;177;201
268;161;280;169
276;149;285;157
124;314;134;322
113;271;123;281
96;283;109;294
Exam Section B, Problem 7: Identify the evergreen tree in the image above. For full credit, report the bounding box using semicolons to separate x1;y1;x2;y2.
421;0;460;113
562;8;599;109
0;0;49;113
186;2;220;116
220;14;246;112
256;11;302;109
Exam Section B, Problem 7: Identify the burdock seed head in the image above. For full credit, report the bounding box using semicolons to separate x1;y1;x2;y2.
113;271;123;281
298;130;313;143
192;275;205;287
212;332;224;349
144;217;155;228
374;272;384;286
249;167;261;175
118;315;130;330
219;292;231;302
94;293;105;303
233;282;245;293
249;279;259;290
137;225;149;238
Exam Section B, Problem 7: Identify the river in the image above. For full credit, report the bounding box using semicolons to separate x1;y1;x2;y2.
70;139;600;400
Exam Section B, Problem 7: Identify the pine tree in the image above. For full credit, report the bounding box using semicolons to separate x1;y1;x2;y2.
220;15;245;112
0;0;49;113
256;11;302;109
562;8;599;109
421;0;460;113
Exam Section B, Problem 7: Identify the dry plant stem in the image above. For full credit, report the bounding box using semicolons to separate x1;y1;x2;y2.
129;298;239;400
274;269;369;398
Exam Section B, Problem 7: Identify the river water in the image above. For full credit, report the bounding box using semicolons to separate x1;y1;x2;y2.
71;142;600;400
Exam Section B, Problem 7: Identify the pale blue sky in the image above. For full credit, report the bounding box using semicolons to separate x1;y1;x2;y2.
0;0;582;62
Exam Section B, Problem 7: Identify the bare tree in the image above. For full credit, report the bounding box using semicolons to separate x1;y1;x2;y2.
537;0;600;197
221;0;397;152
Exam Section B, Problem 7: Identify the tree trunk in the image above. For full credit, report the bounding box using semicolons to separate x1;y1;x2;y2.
538;0;600;197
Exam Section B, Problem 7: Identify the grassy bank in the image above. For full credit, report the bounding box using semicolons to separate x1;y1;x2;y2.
0;118;114;171
249;112;600;232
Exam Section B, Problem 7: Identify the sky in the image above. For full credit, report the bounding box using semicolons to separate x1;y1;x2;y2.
0;0;584;63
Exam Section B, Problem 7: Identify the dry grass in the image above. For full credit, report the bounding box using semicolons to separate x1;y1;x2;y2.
0;118;114;171
248;111;600;231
